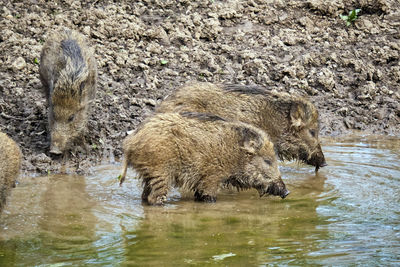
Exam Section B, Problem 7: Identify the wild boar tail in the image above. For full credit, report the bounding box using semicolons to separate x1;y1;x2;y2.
119;157;128;186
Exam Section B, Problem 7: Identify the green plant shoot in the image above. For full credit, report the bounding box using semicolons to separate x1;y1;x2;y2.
340;9;361;26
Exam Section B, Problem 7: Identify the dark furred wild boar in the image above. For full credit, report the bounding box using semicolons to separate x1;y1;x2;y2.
157;82;327;170
0;132;22;212
119;112;289;205
39;28;97;155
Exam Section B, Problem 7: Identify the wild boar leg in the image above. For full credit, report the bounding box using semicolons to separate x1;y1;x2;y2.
193;177;219;203
144;177;169;205
194;191;217;202
141;180;151;201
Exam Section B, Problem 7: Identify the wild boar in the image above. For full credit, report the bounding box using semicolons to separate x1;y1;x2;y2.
0;132;22;212
39;28;97;155
119;112;289;205
157;82;327;170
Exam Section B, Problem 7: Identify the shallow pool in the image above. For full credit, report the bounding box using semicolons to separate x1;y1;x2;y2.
1;135;399;266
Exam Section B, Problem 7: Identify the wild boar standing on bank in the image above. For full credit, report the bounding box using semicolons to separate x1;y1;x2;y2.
0;132;22;212
119;112;289;205
39;28;97;155
157;82;327;171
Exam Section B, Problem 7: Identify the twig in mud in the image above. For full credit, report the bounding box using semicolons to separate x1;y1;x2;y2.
1;112;28;121
1;112;41;122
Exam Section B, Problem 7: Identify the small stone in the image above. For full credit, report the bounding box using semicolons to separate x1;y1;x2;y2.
337;107;348;116
12;57;26;71
144;99;157;107
318;68;335;91
344;118;353;129
32;153;52;164
362;19;373;31
83;26;91;36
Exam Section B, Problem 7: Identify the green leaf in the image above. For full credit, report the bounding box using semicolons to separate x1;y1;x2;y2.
33;58;39;64
117;174;122;181
340;8;361;26
160;59;168;65
349;9;357;20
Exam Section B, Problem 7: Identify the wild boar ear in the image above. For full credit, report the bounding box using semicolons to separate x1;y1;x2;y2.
290;103;307;130
235;126;263;154
242;139;261;154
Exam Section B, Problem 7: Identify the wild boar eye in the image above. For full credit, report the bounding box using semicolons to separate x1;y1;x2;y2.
264;159;272;165
68;114;75;122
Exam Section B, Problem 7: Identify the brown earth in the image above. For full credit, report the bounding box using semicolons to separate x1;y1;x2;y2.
0;0;399;175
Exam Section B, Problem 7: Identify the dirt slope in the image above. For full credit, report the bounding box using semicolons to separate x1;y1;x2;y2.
0;0;399;174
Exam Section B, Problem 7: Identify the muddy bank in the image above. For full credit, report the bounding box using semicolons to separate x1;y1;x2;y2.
0;0;399;174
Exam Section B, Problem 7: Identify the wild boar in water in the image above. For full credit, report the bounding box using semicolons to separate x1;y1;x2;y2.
119;112;289;205
157;82;327;171
39;28;97;155
0;132;22;212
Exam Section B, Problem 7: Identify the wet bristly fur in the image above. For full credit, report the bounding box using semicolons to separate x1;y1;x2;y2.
156;82;326;168
0;132;22;212
39;27;97;154
120;112;288;205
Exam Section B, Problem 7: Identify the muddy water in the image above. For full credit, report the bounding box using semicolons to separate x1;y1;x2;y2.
0;135;399;266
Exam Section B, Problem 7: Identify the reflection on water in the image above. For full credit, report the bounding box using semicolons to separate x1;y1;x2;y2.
0;135;399;265
123;173;330;266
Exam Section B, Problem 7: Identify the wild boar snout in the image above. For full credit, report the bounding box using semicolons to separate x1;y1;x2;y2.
50;128;69;155
306;144;327;169
280;188;290;199
49;144;63;155
264;179;289;199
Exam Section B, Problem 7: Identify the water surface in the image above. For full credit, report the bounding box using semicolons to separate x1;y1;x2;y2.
0;135;399;266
